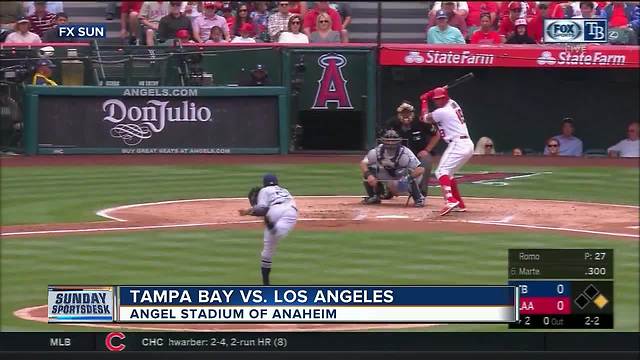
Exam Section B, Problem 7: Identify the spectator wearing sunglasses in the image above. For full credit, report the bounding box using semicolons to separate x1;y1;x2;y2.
303;1;342;35
474;137;496;155
608;122;640;158
232;2;254;37
545;138;561;157
268;1;294;42
278;14;308;43
309;12;340;43
544;117;583;156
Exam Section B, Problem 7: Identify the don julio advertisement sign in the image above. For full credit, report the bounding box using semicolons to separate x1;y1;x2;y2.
37;96;279;153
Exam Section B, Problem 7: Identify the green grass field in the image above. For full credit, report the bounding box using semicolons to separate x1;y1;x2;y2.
1;162;638;331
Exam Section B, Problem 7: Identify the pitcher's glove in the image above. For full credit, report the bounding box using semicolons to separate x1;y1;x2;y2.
248;186;262;206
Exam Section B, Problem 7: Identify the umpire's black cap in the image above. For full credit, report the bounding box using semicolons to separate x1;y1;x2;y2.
263;174;278;186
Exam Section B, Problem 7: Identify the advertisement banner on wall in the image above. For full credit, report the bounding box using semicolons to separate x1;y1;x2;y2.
37;96;279;154
379;44;640;68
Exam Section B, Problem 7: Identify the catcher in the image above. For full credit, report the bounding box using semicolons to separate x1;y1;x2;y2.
238;174;298;285
360;129;426;207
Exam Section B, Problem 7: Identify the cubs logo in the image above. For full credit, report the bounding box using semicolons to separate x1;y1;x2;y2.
312;53;353;109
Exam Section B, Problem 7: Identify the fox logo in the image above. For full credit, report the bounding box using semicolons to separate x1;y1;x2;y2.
312;53;353;109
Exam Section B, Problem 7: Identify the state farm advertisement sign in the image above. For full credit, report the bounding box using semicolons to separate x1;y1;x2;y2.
380;44;639;68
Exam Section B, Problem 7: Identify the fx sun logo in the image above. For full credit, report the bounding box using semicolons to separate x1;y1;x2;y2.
312;53;353;109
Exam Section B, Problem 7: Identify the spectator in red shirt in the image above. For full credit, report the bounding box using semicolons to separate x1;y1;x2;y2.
528;2;549;43
548;2;575;18
26;1;55;37
289;1;308;17
221;4;235;30
120;1;143;44
428;1;468;38
467;2;498;27
231;2;254;37
498;2;523;38
303;1;342;35
499;1;537;19
470;12;504;44
602;2;635;28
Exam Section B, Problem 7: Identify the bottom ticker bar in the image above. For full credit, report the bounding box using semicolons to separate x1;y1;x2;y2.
0;332;636;352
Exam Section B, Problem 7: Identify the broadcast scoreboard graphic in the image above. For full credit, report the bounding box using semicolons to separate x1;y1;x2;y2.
48;286;519;324
46;249;614;328
509;249;614;329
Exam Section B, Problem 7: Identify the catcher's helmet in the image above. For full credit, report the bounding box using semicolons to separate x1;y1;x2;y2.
432;87;449;100
379;129;402;152
263;173;278;186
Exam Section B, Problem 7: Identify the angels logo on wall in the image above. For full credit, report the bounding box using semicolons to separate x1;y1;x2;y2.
311;53;353;109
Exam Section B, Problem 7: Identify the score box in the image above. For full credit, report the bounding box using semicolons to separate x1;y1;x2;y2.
510;281;572;315
508;249;613;329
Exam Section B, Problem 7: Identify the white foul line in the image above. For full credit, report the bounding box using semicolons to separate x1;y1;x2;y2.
469;220;638;238
0;218;359;237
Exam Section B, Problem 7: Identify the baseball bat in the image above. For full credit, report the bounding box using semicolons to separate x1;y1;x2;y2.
444;72;475;90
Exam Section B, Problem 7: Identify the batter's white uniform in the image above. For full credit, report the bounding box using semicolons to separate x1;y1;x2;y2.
431;99;474;178
255;185;298;269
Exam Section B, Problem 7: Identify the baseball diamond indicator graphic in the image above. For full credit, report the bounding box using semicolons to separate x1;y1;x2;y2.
312;53;353;109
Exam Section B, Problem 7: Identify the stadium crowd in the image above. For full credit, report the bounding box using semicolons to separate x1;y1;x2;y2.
0;2;639;45
0;1;353;44
426;1;640;44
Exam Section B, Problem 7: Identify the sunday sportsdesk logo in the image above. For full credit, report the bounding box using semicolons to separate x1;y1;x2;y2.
47;286;114;322
102;99;213;146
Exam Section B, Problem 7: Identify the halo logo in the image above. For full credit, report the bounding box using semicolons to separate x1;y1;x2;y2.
545;20;582;42
537;51;556;65
404;51;424;64
312;53;353;109
105;332;126;352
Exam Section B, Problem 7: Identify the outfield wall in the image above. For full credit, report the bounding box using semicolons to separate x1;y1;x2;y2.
7;43;639;154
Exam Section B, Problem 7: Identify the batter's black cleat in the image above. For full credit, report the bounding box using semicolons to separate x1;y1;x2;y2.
414;197;426;208
361;195;381;205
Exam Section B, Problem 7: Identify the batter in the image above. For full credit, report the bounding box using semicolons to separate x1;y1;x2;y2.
238;174;298;285
421;87;474;216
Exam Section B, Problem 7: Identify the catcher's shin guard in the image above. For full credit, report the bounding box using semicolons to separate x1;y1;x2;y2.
362;182;381;204
409;177;425;207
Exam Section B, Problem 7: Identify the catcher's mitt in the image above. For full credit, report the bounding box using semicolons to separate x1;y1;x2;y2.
248;186;262;206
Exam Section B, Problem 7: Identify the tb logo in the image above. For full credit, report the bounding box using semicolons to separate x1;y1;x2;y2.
584;20;607;42
312;53;353;109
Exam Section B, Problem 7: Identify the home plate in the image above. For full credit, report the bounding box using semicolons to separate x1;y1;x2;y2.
377;215;410;219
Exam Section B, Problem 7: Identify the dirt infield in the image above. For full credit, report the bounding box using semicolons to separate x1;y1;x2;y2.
4;154;638;331
8;195;639;331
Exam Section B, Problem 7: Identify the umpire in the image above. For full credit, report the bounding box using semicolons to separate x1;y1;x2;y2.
383;100;439;196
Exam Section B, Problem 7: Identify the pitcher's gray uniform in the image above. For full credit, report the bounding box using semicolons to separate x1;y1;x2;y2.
241;174;297;285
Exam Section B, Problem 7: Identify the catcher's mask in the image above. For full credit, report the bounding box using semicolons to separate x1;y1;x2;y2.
379;129;402;153
263;173;278;186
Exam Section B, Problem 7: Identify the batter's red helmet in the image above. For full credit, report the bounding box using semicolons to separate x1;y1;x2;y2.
432;87;449;100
